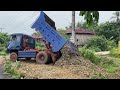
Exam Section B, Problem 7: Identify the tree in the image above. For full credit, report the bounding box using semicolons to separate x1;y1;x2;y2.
94;21;120;43
57;29;70;39
111;11;120;22
32;32;42;36
79;11;99;27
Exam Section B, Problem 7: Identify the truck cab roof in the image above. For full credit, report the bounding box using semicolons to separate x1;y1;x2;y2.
10;33;34;38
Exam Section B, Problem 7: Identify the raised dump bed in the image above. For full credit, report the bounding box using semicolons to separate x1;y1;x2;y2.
31;11;67;52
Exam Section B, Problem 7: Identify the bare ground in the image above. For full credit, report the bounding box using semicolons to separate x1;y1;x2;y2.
17;55;112;79
1;46;120;79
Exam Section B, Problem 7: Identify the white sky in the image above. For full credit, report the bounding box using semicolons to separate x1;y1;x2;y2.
0;11;115;35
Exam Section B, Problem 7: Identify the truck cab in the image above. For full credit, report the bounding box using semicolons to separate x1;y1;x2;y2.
7;33;35;53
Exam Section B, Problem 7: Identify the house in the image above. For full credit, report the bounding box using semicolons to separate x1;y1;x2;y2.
32;35;44;45
66;27;95;46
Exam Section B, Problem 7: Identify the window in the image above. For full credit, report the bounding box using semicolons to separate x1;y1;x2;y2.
26;37;34;44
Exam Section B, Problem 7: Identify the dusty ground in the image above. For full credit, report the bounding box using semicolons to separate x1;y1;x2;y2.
1;47;120;79
1;55;120;79
17;55;115;79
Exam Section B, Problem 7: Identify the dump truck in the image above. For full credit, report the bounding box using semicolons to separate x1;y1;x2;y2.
7;11;78;64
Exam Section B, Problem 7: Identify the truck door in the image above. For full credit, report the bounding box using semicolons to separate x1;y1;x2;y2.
23;35;26;49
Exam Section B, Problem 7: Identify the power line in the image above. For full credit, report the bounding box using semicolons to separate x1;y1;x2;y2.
5;11;28;30
9;11;40;32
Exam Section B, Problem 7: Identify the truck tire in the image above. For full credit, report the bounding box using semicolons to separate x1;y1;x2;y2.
10;52;18;62
36;51;51;64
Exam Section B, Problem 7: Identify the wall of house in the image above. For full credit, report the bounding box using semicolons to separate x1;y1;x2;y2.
67;34;95;46
76;34;95;46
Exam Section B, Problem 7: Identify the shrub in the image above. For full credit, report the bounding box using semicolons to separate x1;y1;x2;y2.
0;47;7;56
4;60;24;79
79;47;118;73
109;48;120;58
86;36;116;51
79;47;101;65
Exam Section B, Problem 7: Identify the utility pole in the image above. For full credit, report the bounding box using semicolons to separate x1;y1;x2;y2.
0;28;4;32
71;11;76;45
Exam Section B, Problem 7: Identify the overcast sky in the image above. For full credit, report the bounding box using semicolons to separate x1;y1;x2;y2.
0;11;115;35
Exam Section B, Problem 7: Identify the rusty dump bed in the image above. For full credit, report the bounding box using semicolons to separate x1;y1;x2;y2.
31;11;67;52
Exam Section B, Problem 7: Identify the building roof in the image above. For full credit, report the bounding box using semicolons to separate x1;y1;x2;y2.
32;36;43;39
66;27;95;35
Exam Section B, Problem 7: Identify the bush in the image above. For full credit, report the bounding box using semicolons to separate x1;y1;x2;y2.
79;47;118;73
110;48;120;58
4;60;24;79
86;36;116;51
0;47;7;56
79;47;101;65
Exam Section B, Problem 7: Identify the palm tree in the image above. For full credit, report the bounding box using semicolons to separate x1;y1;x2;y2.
111;11;120;22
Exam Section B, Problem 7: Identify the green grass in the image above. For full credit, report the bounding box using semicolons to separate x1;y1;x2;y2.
109;48;120;59
79;47;120;74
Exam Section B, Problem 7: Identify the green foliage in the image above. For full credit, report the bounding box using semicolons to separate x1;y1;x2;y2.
57;29;70;39
86;36;116;51
79;11;99;27
32;32;41;36
95;21;120;43
35;42;46;50
0;32;9;46
110;48;120;58
79;47;101;65
0;47;7;56
79;47;119;73
4;60;23;79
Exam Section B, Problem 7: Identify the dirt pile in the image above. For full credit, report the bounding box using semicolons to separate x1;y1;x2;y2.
55;45;94;66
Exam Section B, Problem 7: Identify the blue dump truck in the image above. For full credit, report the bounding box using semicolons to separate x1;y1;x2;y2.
7;11;78;64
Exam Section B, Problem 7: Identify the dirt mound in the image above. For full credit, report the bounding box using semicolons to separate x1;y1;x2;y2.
55;46;95;67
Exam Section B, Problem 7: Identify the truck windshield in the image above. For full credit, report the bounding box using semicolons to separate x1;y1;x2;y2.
10;35;20;42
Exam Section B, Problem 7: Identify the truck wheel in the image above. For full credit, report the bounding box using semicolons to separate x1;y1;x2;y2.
36;51;50;64
10;52;18;62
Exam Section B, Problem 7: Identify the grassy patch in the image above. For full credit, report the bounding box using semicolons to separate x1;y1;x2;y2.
79;47;101;65
79;47;120;73
109;48;120;59
4;60;24;79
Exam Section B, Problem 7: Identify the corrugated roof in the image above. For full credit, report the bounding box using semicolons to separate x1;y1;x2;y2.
66;27;95;35
32;36;43;39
